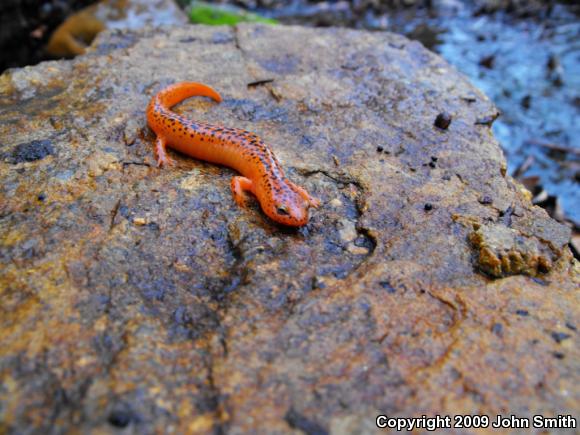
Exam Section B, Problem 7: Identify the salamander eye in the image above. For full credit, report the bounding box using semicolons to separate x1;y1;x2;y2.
276;205;290;216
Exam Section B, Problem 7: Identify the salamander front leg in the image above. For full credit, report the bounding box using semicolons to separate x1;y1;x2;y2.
155;136;174;167
292;183;321;208
231;176;254;207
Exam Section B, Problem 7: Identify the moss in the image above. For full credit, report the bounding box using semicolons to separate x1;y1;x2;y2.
188;2;277;26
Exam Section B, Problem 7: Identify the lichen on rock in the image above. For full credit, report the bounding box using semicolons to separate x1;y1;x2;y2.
469;223;557;277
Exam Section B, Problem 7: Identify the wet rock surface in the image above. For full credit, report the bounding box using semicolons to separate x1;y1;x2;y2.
0;24;578;433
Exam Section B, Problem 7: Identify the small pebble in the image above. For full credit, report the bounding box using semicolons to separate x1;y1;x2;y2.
547;54;559;72
312;276;326;289
551;331;571;344
338;219;357;243
434;112;452;130
478;195;493;205
521;95;531;109
479;55;495;69
133;217;147;226
329;198;342;208
475;112;500;126
379;281;396;294
173;262;191;273
348;244;369;255
108;411;131;428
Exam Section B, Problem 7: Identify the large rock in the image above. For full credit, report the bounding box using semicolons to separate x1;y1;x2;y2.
0;24;577;434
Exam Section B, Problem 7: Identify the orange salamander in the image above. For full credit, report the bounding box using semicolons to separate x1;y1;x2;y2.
146;82;320;226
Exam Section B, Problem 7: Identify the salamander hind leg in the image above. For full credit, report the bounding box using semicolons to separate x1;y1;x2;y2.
231;176;254;207
155;136;174;167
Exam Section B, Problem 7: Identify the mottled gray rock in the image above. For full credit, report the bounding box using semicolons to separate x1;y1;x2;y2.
0;24;577;434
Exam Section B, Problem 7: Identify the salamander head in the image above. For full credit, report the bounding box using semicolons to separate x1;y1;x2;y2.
268;195;310;226
261;184;313;227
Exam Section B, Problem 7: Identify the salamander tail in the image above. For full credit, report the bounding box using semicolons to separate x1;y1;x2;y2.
155;82;222;108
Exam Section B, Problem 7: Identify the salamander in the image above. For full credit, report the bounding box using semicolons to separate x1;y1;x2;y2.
146;82;320;226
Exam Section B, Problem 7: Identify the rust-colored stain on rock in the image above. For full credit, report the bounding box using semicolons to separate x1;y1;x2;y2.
0;24;578;434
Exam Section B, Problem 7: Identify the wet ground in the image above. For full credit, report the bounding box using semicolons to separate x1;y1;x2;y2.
254;1;579;226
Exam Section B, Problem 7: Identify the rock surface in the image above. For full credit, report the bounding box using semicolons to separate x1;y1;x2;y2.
0;24;577;434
